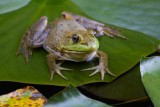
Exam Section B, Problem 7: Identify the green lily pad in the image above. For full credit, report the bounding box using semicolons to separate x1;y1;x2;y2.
72;0;160;39
140;56;160;107
44;85;112;107
0;0;159;86
0;0;31;14
80;64;147;102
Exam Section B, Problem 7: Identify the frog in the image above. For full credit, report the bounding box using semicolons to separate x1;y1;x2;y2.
17;11;126;81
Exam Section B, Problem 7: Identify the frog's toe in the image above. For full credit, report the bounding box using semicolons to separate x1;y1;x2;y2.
50;68;68;81
59;67;73;71
55;69;68;80
89;66;106;81
82;65;104;80
57;62;73;71
57;67;72;80
82;65;115;81
105;67;116;76
16;44;32;63
81;66;98;71
103;27;127;39
50;63;73;81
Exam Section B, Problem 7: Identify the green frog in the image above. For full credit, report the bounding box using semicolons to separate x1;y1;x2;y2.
17;12;126;81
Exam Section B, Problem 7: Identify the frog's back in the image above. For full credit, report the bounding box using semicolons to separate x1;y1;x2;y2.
44;18;86;53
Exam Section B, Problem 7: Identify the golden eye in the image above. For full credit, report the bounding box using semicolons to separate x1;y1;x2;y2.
72;34;79;43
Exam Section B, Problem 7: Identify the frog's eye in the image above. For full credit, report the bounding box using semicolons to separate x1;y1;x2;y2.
72;34;79;43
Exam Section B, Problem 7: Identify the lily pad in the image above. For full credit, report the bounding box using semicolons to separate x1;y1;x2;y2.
80;64;147;102
0;86;47;107
72;0;160;39
44;85;112;107
0;0;159;86
140;56;160;107
0;0;31;14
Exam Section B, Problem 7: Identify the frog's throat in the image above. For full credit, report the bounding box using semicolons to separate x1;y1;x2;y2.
61;43;99;53
61;49;97;62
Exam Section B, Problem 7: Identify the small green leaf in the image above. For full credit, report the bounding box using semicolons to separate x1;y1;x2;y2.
0;86;47;107
140;56;160;107
44;85;112;107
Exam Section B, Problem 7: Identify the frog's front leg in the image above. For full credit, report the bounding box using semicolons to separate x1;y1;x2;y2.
82;50;115;81
17;16;50;63
62;12;127;39
47;54;72;80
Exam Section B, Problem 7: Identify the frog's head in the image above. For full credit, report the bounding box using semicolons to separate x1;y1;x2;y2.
61;30;99;54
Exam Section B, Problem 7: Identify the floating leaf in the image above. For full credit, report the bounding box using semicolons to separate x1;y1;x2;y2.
44;85;111;107
0;86;47;107
0;0;159;86
0;0;31;14
140;56;160;107
72;0;160;39
80;64;147;102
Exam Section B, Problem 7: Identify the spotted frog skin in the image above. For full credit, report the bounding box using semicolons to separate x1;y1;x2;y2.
17;12;126;81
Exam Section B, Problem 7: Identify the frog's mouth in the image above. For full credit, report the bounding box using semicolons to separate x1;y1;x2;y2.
61;44;98;53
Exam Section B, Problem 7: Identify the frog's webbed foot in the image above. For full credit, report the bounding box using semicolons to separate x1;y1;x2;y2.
82;64;115;81
50;62;72;80
82;50;115;81
47;54;72;80
17;16;50;63
62;11;127;39
102;26;127;39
